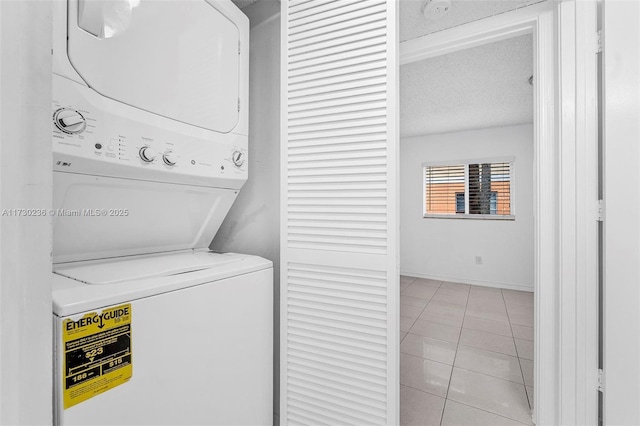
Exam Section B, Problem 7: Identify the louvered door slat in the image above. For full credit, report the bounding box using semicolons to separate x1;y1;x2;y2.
288;342;387;367
289;102;387;122
289;45;387;72
289;361;387;388
290;2;386;37
282;1;398;424
288;368;387;397
289;68;387;94
288;7;386;42
288;136;387;151
289;34;387;65
289;0;335;13
287;376;385;408
289;29;387;63
289;54;388;80
290;0;381;28
288;389;386;421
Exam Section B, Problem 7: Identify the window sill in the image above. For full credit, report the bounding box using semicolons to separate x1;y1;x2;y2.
422;214;516;221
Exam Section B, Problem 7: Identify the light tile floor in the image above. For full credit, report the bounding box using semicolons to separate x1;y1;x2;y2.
400;275;534;426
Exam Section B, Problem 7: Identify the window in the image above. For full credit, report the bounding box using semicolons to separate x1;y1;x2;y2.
455;192;465;214
424;160;513;219
455;191;498;214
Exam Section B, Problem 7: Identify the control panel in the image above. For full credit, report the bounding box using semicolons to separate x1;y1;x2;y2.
52;75;248;188
53;108;87;134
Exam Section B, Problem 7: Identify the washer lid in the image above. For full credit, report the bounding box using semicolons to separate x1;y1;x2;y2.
67;0;240;133
52;252;273;316
54;251;242;285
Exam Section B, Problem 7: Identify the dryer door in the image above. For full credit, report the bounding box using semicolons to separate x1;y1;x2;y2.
67;0;240;134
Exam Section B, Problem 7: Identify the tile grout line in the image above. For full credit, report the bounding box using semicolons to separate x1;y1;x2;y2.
402;277;534;424
400;376;450;398
405;380;530;426
401;281;442;342
440;398;450;426
443;366;535;424
420;284;467;330
442;397;534;426
400;276;420;337
462;314;534;341
400;277;452;426
402;279;443;337
445;290;532;425
400;277;440;359
461;291;521;360
401;331;456;347
501;288;533;414
402;360;532;425
431;309;534;341
447;363;529;388
440;284;470;426
400;337;529;387
454;337;518;358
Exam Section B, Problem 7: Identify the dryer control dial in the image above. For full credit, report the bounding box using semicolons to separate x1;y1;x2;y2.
139;146;157;163
232;150;245;167
53;108;86;135
163;151;177;166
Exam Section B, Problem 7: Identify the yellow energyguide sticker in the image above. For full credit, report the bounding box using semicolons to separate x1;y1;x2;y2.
62;303;132;409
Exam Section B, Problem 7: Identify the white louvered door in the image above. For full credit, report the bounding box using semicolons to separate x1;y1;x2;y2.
281;1;399;424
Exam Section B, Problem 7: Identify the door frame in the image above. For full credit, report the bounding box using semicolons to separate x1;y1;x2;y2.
602;0;640;423
399;1;599;424
0;1;54;424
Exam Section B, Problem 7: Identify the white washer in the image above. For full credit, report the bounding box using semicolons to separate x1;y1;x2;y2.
53;252;273;426
50;1;272;425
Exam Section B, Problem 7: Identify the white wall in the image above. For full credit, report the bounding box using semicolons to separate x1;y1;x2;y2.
400;124;534;290
0;1;53;424
209;1;281;423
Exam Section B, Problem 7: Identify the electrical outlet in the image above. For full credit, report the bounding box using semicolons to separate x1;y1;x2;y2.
475;256;482;265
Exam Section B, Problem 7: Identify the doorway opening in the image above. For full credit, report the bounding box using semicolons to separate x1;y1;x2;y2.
396;3;558;424
399;33;535;425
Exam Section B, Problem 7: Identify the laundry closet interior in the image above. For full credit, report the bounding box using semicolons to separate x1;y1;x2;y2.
50;0;565;425
6;0;639;425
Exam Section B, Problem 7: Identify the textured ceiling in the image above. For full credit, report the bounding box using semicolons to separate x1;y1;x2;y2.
400;0;546;41
400;34;533;138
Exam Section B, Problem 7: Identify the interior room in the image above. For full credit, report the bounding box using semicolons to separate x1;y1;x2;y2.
398;33;535;425
1;1;640;426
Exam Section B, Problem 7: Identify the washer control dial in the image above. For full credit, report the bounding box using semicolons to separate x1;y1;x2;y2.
53;108;86;135
139;146;157;163
232;150;245;167
163;151;177;166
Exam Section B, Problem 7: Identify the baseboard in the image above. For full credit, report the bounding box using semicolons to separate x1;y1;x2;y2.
400;270;533;292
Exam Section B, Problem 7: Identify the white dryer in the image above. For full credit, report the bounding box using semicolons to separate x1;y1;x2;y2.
50;1;272;425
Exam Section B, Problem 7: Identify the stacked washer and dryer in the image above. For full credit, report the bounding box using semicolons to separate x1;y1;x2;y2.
50;1;272;425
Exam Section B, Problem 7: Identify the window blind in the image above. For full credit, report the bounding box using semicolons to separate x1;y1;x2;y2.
468;162;511;215
424;161;512;216
424;165;465;214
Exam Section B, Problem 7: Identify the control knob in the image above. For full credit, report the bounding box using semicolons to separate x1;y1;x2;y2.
53;108;86;135
139;146;157;163
232;150;245;167
163;151;177;166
